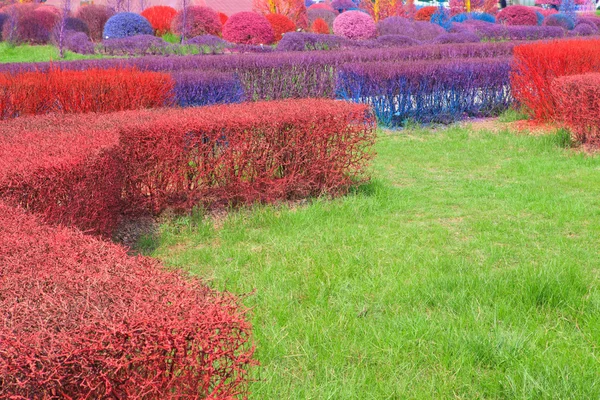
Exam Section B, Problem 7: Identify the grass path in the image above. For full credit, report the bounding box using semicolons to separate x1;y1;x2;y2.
0;43;103;63
147;126;600;399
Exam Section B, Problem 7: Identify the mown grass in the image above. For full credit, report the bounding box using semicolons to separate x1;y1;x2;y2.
0;43;105;63
145;126;600;399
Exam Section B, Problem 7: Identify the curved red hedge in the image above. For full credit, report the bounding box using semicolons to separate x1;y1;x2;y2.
141;5;177;35
266;13;296;41
0;201;254;398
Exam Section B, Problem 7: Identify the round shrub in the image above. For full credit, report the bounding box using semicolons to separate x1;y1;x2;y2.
103;12;153;39
223;11;275;45
219;12;228;25
32;8;59;31
577;16;600;30
64;31;95;54
3;10;58;44
543;13;575;30
333;10;376;40
76;5;114;42
497;5;538;26
414;6;437;21
311;17;330;33
571;22;598;36
376;34;421;47
265;13;296;41
412;20;446;40
377;16;416;36
308;8;336;27
331;0;357;12
431;31;480;43
171;6;222;39
141;5;177;35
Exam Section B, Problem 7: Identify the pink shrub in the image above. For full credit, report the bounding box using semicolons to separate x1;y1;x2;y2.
171;6;222;39
223;11;275;45
497;5;538;26
333;10;377;40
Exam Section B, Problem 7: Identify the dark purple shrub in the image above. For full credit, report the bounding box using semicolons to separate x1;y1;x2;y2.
173;71;244;107
377;16;416;36
570;23;598;36
337;57;512;125
412;21;446;40
102;12;153;40
0;13;8;41
432;32;480;44
64;31;95;54
63;17;90;36
277;32;347;51
100;35;168;56
223;12;275;45
543;13;576;30
185;35;233;54
376;35;421;47
307;8;336;27
75;5;114;42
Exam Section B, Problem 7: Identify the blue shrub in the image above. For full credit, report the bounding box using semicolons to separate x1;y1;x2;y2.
535;11;544;26
545;13;576;30
102;12;153;40
431;6;452;31
173;71;244;107
450;13;469;23
470;12;496;23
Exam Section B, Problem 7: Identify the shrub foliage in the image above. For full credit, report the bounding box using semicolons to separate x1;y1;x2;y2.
223;11;275;45
141;5;177;35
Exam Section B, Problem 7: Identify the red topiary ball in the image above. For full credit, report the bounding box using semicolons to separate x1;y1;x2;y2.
333;10;376;40
496;5;537;26
171;6;222;39
76;4;114;42
222;11;275;45
219;12;228;25
265;13;296;41
311;17;330;34
141;5;177;35
414;6;437;21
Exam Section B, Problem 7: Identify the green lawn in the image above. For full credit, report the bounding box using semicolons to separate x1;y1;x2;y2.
0;43;104;63
145;126;600;399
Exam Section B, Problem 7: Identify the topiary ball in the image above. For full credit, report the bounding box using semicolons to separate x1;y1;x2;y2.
222;11;275;45
102;12;153;39
496;5;538;26
377;16;416;36
543;13;576;30
311;17;330;34
571;22;598;36
171;6;222;39
76;5;114;42
141;5;177;36
265;13;296;41
333;10;376;40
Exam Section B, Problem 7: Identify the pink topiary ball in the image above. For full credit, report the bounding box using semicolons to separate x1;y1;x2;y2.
223;11;275;45
496;5;538;26
171;6;222;38
333;10;376;40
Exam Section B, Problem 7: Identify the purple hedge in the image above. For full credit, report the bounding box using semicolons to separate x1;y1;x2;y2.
376;35;421;47
173;71;244;106
431;32;480;44
100;35;168;56
277;32;347;51
337;58;512;125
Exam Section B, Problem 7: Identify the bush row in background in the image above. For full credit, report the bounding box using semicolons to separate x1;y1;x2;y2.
0;99;375;236
337;57;511;126
0;200;254;398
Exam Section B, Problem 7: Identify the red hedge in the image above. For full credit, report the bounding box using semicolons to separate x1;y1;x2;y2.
0;201;254;398
511;39;600;121
552;73;600;147
265;13;297;41
141;5;177;35
118;99;376;214
0;68;174;119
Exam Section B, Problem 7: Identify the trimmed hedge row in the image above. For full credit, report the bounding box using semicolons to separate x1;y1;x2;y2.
0;200;254;398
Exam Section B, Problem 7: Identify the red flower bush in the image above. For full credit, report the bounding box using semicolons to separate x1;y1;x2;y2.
223;11;275;45
0;201;254;398
311;17;330;33
333;10;377;40
266;13;296;41
497;5;537;26
141;5;177;35
414;6;437;21
75;4;114;41
171;6;222;39
511;39;600;121
552;73;600;147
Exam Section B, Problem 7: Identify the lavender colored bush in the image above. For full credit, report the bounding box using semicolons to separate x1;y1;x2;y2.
431;32;480;44
333;10;376;40
337;58;512;126
185;35;232;54
277;32;347;51
412;21;446;40
230;44;276;53
472;23;564;40
570;23;598;36
173;71;244;107
376;35;421;47
578;16;600;30
543;13;575;30
0;13;8;41
377;16;416;36
64;31;95;54
102;12;153;40
307;8;336;27
100;35;168;56
331;0;357;12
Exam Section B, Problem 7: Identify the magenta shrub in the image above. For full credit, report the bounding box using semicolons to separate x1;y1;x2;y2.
2;9;58;44
76;5;114;41
497;5;538;26
171;6;222;39
223;11;275;45
333;10;376;40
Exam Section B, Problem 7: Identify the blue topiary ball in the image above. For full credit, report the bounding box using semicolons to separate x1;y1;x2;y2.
102;12;153;39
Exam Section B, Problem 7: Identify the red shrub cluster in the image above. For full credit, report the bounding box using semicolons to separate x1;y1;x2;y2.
75;4;114;41
118;99;376;214
223;11;275;44
497;5;537;26
0;201;254;398
171;6;222;39
0;68;174;119
141;5;177;35
552;73;600;147
266;13;297;41
311;17;330;34
414;6;437;21
511;39;600;121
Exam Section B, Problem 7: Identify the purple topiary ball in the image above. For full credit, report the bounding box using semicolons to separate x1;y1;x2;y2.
333;10;376;40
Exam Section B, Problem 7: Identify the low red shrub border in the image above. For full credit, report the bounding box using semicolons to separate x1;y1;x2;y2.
0;201;254;399
118;99;376;214
0;68;174;119
552;73;600;147
511;39;600;121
